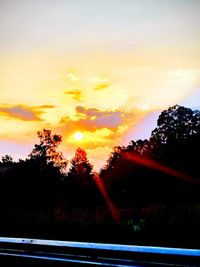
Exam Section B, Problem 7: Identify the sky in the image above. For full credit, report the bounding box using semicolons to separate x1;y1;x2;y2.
0;0;200;170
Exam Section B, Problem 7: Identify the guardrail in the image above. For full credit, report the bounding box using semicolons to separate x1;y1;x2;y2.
0;237;199;266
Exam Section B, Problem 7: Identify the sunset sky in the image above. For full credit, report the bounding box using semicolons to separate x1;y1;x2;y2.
1;0;200;170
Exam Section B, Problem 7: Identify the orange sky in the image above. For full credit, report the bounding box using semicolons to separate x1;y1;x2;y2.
0;1;200;170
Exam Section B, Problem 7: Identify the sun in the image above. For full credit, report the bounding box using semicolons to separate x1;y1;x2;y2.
73;131;84;141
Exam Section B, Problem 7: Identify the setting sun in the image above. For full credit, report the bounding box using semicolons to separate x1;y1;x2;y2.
73;131;83;141
0;0;200;171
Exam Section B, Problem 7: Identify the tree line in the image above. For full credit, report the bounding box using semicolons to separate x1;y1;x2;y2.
1;104;200;207
0;104;200;245
100;105;200;204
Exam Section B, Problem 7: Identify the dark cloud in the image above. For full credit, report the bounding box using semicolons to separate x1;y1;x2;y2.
60;106;133;134
64;90;83;101
75;106;122;128
0;104;55;121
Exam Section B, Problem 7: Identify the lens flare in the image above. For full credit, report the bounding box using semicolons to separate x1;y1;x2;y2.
93;173;120;224
123;152;199;184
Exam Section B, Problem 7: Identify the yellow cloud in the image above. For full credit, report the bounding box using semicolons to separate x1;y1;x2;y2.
0;43;200;169
67;128;113;148
66;73;80;82
94;83;110;91
90;77;109;83
64;90;83;101
0;117;38;141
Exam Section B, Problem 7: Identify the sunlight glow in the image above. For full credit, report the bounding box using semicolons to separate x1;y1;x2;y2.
73;131;83;141
0;0;200;169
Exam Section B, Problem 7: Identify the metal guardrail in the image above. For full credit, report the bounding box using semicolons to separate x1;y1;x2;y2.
0;237;199;266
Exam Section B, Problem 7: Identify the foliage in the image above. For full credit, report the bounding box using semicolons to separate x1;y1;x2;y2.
151;104;200;144
150;105;200;177
66;148;102;209
68;147;93;182
29;129;67;171
1;155;13;165
100;105;200;205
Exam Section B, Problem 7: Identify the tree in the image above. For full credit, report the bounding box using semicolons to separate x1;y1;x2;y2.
0;155;14;188
100;103;200;205
67;148;101;209
151;105;200;144
29;129;67;171
150;105;200;178
100;141;155;206
68;148;93;184
1;155;13;165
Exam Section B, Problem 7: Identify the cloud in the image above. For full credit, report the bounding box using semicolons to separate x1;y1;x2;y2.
64;90;83;101
36;105;55;109
94;83;110;91
75;106;123;130
66;73;80;82
0;104;55;121
59;106;135;145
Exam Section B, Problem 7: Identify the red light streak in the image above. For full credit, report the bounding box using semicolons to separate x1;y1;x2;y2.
93;173;120;224
123;152;199;184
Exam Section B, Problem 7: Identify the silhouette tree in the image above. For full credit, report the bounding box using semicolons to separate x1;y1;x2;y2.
100;103;200;206
0;155;14;178
0;155;14;194
100;141;156;205
67;147;98;207
150;105;200;180
151;104;200;144
1;155;13;165
0;130;68;203
29;129;67;171
68;148;93;184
